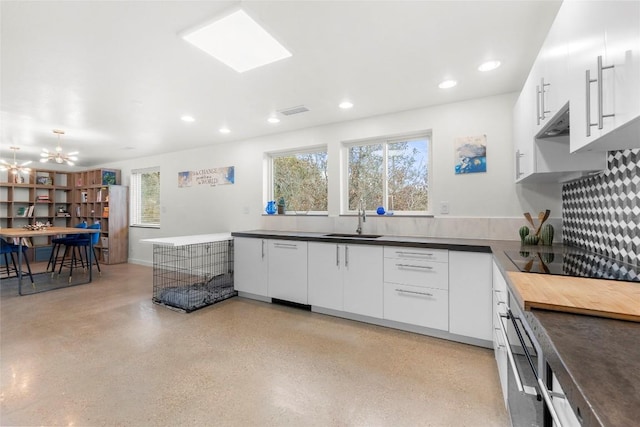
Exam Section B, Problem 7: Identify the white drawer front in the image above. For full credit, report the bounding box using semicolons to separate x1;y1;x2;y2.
383;283;449;331
384;257;449;290
384;246;448;263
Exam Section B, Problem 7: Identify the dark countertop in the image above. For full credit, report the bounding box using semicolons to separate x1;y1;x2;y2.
232;230;640;426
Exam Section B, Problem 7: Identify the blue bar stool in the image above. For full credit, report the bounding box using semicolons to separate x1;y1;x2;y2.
58;223;101;283
0;238;34;285
47;222;87;274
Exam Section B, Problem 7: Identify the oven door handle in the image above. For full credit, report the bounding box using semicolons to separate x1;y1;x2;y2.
497;313;531;395
508;311;564;427
538;377;564;427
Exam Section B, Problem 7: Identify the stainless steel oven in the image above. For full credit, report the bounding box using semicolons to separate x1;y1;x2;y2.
496;290;563;427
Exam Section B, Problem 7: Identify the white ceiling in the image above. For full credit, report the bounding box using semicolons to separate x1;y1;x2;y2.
1;0;561;167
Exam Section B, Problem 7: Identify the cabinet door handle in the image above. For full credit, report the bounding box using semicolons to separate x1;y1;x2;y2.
586;56;615;136
396;263;433;270
273;243;297;249
261;239;265;259
396;288;433;297
345;246;349;267
336;244;340;267
396;251;435;257
540;78;551;120
586;69;597;136
536;85;542;125
515;150;524;179
597;55;615;130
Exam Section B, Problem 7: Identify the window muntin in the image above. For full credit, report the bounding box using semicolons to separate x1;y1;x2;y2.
270;148;328;213
131;167;160;227
346;134;430;214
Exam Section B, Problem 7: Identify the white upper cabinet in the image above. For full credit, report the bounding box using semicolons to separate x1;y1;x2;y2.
513;73;536;182
567;0;640;153
511;1;631;183
536;4;570;125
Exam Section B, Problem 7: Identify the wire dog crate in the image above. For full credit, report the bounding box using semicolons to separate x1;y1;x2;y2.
145;234;236;312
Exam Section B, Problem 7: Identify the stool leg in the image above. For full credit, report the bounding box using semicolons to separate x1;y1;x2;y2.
47;243;62;273
15;251;34;285
58;246;70;275
92;247;101;273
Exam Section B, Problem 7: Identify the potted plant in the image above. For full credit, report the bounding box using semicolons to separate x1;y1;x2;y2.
277;197;286;214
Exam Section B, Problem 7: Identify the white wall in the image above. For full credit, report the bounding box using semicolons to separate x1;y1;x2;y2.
99;92;562;265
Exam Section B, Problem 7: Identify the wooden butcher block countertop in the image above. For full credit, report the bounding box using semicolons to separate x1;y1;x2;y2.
508;271;640;322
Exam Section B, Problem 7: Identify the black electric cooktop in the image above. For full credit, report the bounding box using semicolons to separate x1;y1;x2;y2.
505;248;640;282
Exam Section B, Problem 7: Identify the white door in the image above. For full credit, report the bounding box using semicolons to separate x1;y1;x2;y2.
513;74;536;181
234;237;268;297
448;252;493;341
308;242;343;311
343;245;383;318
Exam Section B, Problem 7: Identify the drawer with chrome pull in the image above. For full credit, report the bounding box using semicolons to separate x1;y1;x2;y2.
383;283;449;331
383;257;448;290
383;247;448;263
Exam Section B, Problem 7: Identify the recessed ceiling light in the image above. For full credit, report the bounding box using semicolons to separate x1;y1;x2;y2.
182;9;292;73
339;101;354;109
438;80;457;89
267;117;280;124
219;127;231;134
478;60;501;72
181;115;195;122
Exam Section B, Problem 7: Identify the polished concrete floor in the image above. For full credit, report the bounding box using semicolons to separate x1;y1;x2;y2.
1;263;509;426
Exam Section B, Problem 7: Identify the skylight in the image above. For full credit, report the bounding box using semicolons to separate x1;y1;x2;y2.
182;9;292;73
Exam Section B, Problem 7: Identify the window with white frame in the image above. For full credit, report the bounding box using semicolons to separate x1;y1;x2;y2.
269;147;328;213
345;133;430;214
130;167;161;227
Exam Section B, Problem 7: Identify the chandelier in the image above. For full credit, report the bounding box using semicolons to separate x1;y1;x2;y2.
41;129;79;166
0;146;32;175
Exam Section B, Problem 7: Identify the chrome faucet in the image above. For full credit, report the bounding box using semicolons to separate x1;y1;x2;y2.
356;199;366;234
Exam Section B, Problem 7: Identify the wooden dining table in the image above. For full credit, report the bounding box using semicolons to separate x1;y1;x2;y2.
0;226;100;295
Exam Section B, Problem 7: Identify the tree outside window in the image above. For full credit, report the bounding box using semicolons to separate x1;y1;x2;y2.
347;136;429;213
131;168;160;226
272;149;328;213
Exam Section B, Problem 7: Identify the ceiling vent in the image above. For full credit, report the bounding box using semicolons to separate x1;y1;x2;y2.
278;105;309;116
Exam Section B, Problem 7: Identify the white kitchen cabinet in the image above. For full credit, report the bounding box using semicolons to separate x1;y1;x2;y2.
383;257;448;290
383;246;449;331
535;3;570;130
448;252;492;341
513;2;606;184
384;283;449;330
308;242;343;311
343;245;383;317
267;240;308;304
567;0;640;153
234;237;268;297
492;261;509;407
513;75;536;181
308;242;383;318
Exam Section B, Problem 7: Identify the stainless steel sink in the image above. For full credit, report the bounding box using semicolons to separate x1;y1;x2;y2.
324;233;382;239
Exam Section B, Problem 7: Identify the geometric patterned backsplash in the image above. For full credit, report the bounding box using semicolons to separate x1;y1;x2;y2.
562;148;640;267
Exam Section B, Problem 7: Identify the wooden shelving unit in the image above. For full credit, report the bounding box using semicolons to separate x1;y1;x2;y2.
1;167;128;265
0;169;73;260
71;169;128;264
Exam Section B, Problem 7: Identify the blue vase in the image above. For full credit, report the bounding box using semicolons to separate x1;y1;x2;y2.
376;206;385;215
265;201;277;215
